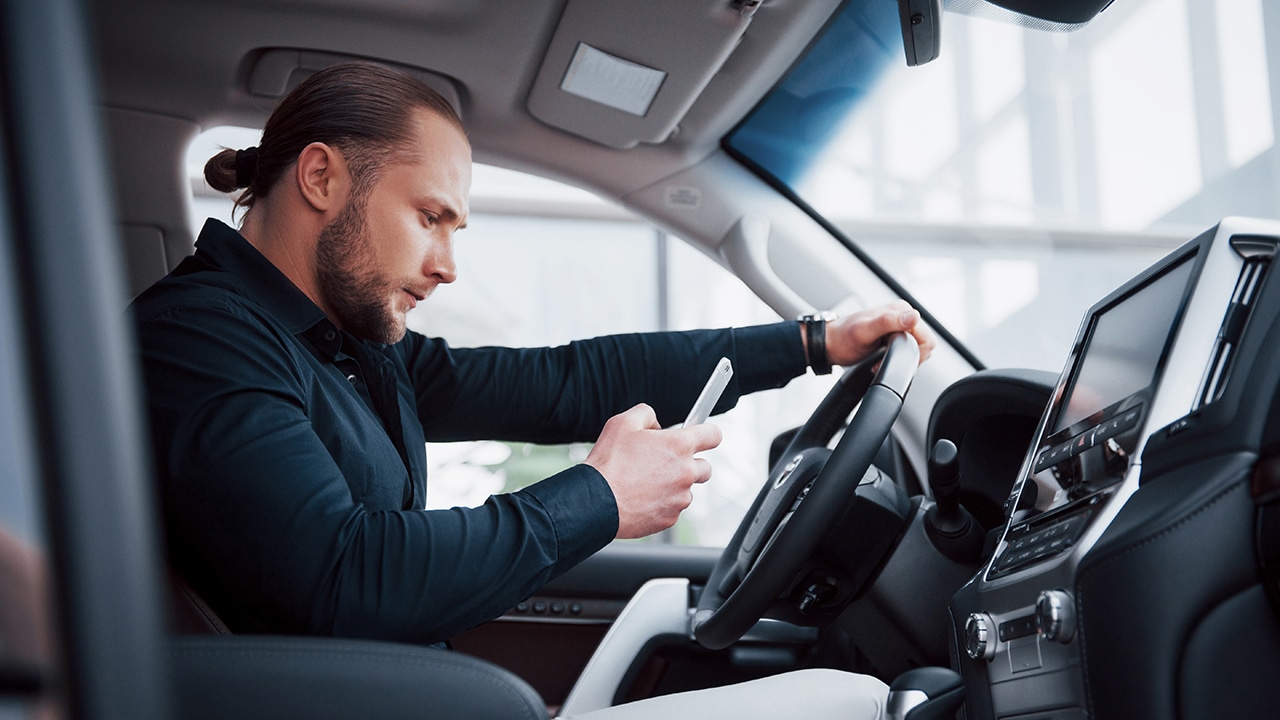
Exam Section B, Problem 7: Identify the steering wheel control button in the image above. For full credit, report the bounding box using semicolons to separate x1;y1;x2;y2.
965;613;996;660
773;454;803;490
788;480;815;512
1035;590;1077;643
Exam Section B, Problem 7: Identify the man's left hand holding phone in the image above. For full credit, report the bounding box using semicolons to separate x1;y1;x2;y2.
584;358;732;539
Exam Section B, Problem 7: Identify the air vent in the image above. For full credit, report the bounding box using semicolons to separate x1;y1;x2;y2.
1196;235;1277;409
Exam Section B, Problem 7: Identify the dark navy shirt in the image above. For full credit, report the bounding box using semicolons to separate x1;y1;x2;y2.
133;219;808;644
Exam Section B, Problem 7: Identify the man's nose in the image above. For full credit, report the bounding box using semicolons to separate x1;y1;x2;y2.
426;236;457;285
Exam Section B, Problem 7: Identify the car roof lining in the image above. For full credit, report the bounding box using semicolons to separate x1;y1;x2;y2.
91;0;847;298
91;0;841;202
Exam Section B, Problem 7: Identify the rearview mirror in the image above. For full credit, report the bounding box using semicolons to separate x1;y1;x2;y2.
897;0;942;66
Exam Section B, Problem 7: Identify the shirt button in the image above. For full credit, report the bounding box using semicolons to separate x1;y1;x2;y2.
346;374;357;383
324;329;336;341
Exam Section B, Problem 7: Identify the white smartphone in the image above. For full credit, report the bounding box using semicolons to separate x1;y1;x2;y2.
682;357;734;427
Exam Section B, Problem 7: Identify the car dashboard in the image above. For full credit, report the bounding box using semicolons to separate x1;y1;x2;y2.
947;217;1280;719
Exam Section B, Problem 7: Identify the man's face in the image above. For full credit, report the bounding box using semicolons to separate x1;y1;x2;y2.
316;109;471;344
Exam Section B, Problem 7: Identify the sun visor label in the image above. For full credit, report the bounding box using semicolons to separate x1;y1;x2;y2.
560;43;666;117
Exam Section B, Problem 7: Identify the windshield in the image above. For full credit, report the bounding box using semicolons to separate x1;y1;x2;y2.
728;0;1275;372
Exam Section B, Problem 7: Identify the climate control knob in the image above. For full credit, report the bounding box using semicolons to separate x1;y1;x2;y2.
1035;589;1076;643
964;613;995;660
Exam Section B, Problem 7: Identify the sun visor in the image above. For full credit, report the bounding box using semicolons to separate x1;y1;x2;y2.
527;0;755;149
246;49;464;120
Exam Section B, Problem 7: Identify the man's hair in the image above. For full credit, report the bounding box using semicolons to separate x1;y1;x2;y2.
204;61;464;209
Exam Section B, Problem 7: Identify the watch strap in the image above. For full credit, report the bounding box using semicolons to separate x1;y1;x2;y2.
801;314;832;375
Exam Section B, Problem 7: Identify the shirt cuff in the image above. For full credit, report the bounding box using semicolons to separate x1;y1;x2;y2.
730;321;809;393
522;464;618;573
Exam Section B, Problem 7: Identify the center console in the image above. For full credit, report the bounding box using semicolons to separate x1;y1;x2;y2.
947;217;1280;719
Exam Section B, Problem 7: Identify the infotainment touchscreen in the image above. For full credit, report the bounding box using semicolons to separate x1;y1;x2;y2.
1027;250;1198;511
991;248;1200;578
1051;254;1197;437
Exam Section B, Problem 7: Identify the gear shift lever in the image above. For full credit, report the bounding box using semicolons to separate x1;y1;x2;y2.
925;439;984;563
886;667;964;720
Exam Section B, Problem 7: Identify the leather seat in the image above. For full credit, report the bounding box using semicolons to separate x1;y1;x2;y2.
169;635;549;720
168;575;548;719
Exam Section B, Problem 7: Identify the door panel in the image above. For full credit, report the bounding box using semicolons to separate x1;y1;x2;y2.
451;543;724;707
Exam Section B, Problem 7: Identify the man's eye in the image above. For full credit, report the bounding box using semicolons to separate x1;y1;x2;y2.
421;211;438;226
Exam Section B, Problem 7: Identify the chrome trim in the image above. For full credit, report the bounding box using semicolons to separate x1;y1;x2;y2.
885;689;928;720
1035;589;1075;643
739;617;820;645
965;613;995;661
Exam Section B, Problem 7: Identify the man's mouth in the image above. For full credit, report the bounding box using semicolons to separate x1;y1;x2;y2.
402;287;430;310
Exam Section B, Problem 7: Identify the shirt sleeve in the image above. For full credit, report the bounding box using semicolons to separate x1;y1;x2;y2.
136;300;618;645
399;321;809;443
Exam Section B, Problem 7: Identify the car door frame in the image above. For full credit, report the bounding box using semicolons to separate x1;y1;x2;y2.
0;0;171;717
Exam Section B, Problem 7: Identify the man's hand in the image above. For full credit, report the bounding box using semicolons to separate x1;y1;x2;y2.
825;299;937;367
584;403;723;539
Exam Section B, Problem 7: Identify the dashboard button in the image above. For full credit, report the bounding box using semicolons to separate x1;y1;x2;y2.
965;613;996;660
1036;590;1077;643
998;615;1037;642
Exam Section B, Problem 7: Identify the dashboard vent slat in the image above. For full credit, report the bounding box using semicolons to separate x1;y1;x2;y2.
1196;236;1277;409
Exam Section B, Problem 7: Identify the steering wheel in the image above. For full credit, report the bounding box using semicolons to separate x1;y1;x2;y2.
691;332;919;650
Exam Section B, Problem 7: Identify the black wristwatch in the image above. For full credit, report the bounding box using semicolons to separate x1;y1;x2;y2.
799;312;837;375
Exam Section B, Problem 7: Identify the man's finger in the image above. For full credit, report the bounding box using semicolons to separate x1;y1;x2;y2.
867;305;938;361
675;422;723;453
692;457;713;484
893;308;936;363
886;306;922;337
617;402;660;430
911;323;936;363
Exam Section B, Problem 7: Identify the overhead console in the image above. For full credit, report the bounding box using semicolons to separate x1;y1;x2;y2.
948;217;1280;719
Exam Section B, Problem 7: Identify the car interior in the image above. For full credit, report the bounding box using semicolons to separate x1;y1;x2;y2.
3;0;1280;719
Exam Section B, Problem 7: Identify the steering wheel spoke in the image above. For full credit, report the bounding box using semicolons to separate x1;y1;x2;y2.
734;448;829;581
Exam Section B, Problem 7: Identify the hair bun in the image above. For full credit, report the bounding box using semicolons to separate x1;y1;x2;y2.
204;148;242;193
234;147;259;188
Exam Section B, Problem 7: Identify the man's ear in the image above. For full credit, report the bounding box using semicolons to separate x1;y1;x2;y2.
294;142;349;213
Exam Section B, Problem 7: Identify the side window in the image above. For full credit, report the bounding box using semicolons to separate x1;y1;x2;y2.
188;129;836;546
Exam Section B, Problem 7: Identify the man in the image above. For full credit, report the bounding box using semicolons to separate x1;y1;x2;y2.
134;62;934;716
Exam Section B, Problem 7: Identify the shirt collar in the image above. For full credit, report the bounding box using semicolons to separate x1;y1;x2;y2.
194;218;331;337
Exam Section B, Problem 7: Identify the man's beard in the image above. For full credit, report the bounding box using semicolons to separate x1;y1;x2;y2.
315;195;407;345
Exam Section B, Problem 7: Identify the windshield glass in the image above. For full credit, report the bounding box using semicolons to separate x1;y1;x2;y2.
728;0;1275;372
